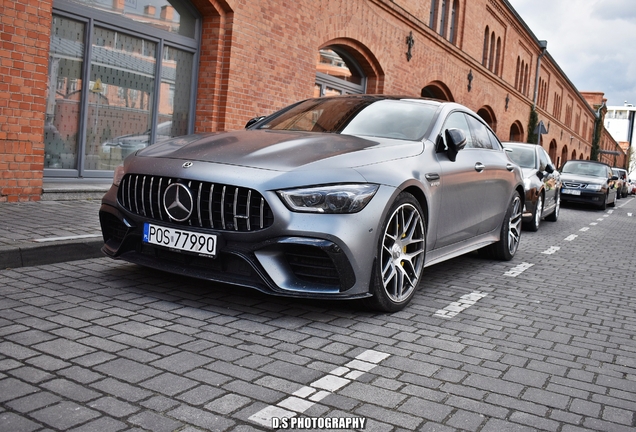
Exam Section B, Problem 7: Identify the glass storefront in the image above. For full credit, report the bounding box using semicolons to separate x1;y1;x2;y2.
46;0;200;178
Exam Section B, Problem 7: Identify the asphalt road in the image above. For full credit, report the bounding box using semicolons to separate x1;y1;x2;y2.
1;197;636;431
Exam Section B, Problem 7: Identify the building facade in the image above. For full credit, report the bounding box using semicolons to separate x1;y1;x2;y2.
0;0;626;201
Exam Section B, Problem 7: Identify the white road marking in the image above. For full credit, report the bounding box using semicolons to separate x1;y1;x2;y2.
579;227;590;232
628;213;633;217
248;349;390;427
542;246;560;255
590;222;598;225
607;210;614;214
564;234;578;241
504;262;534;277
434;291;488;319
33;234;101;242
597;218;604;221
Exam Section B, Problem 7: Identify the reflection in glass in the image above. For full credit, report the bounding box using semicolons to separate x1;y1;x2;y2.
316;49;362;85
159;46;193;138
46;16;85;169
66;0;196;38
89;27;156;170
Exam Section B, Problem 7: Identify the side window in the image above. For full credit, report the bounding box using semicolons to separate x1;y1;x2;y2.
538;148;550;172
442;112;473;149
466;115;493;149
486;129;502;150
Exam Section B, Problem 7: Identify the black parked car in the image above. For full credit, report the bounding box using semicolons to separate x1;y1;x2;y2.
502;142;561;231
560;160;617;210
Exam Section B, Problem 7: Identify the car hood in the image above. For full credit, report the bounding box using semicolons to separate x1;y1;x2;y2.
560;172;606;185
135;130;423;171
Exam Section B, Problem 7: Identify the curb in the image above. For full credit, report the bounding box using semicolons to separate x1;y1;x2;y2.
0;239;104;269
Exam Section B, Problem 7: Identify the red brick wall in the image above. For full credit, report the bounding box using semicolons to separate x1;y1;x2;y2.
0;0;50;201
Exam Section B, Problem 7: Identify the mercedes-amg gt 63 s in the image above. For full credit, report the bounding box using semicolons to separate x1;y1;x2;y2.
100;95;524;312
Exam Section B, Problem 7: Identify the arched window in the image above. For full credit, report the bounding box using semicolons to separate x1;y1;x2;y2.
494;37;501;75
560;145;568;168
488;32;495;71
509;121;523;141
421;81;455;102
549;140;557;162
482;27;490;66
515;57;520;90
315;47;366;97
523;63;529;96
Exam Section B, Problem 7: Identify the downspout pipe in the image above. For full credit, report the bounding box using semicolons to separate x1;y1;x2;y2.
532;40;548;110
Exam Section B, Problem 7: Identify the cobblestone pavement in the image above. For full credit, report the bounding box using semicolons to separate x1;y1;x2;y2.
1;197;636;431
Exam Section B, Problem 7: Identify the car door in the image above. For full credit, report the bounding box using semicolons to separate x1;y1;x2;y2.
434;111;487;248
464;115;515;235
538;147;558;213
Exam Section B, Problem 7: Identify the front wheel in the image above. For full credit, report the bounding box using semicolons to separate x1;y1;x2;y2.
545;191;560;222
481;191;522;261
525;194;543;232
364;193;426;312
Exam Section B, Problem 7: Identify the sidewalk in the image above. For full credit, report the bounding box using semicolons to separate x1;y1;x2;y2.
0;181;111;269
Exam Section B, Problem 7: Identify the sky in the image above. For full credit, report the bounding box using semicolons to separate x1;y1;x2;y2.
507;0;636;108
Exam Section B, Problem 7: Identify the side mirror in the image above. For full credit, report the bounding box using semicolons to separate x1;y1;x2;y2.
611;175;618;181
445;128;467;162
545;164;555;174
536;170;545;181
245;116;266;129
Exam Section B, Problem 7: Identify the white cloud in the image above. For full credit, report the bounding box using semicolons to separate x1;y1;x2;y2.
507;0;636;106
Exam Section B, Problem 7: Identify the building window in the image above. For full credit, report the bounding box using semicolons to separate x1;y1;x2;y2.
482;27;490;67
46;0;200;177
449;0;459;44
315;48;365;97
430;0;438;31
439;0;448;38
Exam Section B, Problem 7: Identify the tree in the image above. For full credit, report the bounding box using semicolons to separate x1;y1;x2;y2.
527;108;538;144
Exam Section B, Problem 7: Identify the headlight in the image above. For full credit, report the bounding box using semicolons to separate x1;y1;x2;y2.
586;184;602;191
113;165;125;186
278;184;379;213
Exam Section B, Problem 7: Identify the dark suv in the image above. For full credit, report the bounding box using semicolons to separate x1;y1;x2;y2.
560;160;618;210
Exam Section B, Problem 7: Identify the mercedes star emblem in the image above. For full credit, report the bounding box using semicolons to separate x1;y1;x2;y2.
163;183;193;222
183;161;193;168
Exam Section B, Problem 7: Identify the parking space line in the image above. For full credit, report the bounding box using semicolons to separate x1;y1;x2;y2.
248;349;390;427
564;234;578;241
628;213;633;217
579;227;589;232
590;222;598;225
542;246;560;255
434;291;488;319
504;262;534;277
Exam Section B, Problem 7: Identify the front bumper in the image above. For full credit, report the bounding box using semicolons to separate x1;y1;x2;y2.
99;181;397;300
560;188;605;206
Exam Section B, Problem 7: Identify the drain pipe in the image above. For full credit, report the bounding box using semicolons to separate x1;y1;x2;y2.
532;40;548;110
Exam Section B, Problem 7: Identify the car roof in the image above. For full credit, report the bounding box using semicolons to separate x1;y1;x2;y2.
563;159;609;167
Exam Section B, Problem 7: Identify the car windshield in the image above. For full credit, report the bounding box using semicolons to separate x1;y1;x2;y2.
562;162;606;177
505;145;536;168
257;98;438;141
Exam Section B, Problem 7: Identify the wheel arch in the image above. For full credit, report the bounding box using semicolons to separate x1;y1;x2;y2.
402;185;430;230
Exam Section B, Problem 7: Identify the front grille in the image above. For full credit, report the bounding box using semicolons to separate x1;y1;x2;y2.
284;244;341;287
118;174;274;232
563;182;586;189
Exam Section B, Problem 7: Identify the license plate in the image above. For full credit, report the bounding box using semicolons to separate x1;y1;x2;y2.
143;223;217;257
562;189;581;196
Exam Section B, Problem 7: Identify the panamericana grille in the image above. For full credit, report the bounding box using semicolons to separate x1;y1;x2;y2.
118;174;274;231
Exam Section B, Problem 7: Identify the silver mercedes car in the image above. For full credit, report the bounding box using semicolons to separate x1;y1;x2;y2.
99;95;524;312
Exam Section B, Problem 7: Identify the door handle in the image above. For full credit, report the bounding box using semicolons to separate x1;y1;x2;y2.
506;164;515;172
475;162;485;172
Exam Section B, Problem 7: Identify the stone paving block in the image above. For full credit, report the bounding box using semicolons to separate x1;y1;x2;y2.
128;410;183;432
5;391;62;413
140;372;199;396
8;366;53;384
355;403;423;430
0;377;38;403
90;378;153;402
0;412;41;432
30;401;100;430
150;351;212;374
94;358;161;383
398;396;453;422
222;379;285;404
33;338;96;360
446;410;486;431
205;394;251;415
168;405;236;431
140;395;181;412
88;396;140;418
67;416;127;432
0;342;39;360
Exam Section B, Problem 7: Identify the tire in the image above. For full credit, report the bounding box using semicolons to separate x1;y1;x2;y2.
525;194;543;232
481;191;522;261
609;192;616;208
545;191;560;222
364;193;426;313
598;193;607;210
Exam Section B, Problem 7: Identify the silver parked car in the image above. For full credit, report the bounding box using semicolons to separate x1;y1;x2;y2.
502;142;561;231
99;95;524;312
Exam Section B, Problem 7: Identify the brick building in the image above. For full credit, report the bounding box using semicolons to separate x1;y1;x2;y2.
0;0;626;201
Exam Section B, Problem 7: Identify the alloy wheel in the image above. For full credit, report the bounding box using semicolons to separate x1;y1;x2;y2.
508;196;522;255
